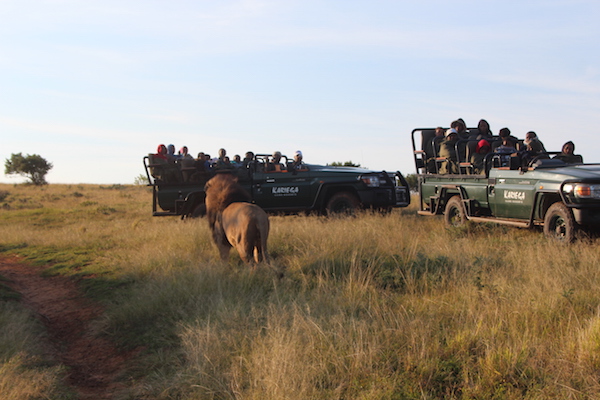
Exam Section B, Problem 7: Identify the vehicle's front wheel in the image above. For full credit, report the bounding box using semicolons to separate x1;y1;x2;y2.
544;202;577;242
325;192;360;216
444;195;467;227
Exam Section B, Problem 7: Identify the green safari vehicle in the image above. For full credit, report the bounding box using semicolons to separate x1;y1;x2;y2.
143;153;411;218
412;127;600;242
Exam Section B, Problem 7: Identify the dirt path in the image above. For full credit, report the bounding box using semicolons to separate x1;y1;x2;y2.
0;255;133;399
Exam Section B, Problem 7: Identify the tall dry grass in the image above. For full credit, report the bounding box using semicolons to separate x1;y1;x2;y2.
1;183;600;399
0;292;66;398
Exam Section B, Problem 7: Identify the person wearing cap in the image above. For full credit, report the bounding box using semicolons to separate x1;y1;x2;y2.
471;139;491;174
438;129;459;174
291;150;305;170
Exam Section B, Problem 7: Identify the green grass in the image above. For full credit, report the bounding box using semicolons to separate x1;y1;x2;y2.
2;183;600;399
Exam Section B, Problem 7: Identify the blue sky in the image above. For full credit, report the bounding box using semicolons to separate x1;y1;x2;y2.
1;0;599;184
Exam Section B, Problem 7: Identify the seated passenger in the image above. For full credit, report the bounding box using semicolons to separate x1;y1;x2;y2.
231;154;242;167
290;150;305;170
204;154;215;170
470;139;491;174
495;136;518;154
215;148;234;170
495;128;519;151
151;144;179;182
178;146;195;181
242;151;255;168
524;131;546;155
267;151;285;172
476;119;492;138
188;152;210;183
194;152;206;170
466;119;492;141
179;146;194;160
466;119;493;159
553;141;583;164
438;129;459;174
154;144;168;162
451;120;468;139
167;144;180;163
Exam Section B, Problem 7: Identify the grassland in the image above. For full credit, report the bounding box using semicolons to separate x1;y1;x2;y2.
1;183;600;399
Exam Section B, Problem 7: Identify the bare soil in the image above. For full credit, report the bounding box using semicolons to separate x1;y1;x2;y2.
0;255;134;399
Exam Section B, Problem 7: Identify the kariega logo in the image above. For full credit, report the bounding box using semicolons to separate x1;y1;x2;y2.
503;190;526;201
272;186;299;196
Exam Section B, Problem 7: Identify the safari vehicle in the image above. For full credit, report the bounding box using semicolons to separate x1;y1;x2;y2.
143;153;410;218
412;127;600;242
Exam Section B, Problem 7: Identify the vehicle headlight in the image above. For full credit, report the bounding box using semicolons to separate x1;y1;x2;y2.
361;176;380;187
563;183;600;199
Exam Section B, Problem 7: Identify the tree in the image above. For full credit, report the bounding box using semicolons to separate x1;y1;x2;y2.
133;174;148;185
404;173;418;191
328;161;361;167
4;153;53;185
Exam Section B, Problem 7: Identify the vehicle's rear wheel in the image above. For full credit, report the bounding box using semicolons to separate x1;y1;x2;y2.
444;195;467;227
325;192;360;216
544;202;576;242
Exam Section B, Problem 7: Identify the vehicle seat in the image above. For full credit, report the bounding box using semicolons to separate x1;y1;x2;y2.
178;158;196;182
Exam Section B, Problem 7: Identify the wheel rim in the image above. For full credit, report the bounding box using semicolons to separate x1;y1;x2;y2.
552;215;567;238
449;206;462;226
332;201;350;213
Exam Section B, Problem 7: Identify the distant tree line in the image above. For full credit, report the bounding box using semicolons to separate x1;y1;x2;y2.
328;161;361;167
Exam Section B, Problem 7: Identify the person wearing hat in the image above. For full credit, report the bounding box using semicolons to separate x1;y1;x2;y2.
471;139;491;174
291;150;305;171
438;129;459;174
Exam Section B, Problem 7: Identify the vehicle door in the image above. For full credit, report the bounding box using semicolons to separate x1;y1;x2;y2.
487;170;537;219
251;167;313;209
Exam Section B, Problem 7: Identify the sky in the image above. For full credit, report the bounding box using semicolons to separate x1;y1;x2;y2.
1;0;599;184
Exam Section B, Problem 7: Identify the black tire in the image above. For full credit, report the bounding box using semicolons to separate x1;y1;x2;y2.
444;195;467;227
325;192;360;216
544;202;576;242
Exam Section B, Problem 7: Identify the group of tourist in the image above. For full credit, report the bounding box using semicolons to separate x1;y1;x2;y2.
431;119;583;174
150;145;306;183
